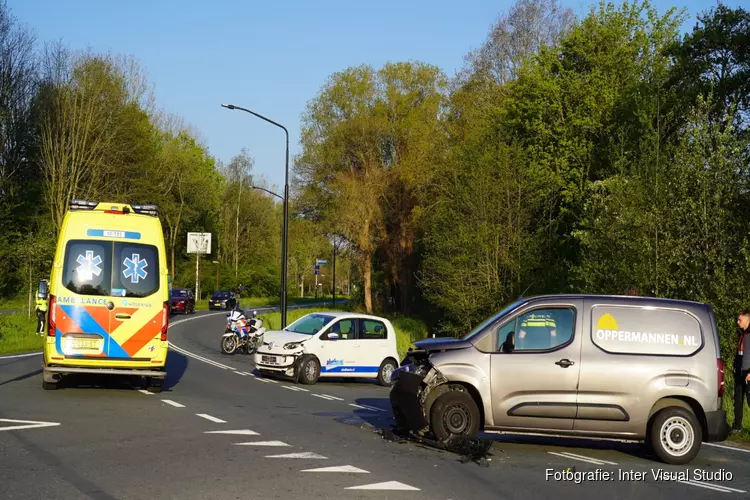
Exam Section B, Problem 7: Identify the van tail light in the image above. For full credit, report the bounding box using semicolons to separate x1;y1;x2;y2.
160;301;169;341
47;294;57;337
717;358;725;398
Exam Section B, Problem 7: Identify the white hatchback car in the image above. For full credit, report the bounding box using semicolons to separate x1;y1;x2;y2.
254;311;400;386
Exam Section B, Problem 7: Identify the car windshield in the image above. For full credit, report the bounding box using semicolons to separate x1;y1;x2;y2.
171;289;189;297
461;299;527;340
213;292;229;298
284;314;334;335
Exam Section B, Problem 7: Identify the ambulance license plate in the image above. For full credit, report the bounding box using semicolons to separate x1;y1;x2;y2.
69;338;100;351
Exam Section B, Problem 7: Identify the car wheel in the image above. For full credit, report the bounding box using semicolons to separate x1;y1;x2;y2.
429;389;480;441
649;406;702;465
297;355;320;385
376;358;398;387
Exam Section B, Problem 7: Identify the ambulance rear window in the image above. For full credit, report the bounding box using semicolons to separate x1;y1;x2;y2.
62;240;160;298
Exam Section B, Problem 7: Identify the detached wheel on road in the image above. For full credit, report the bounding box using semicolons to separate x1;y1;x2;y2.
649;406;702;465
297;355;320;385
376;358;398;387
430;389;480;441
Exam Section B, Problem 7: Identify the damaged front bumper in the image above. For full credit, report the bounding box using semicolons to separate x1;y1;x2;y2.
389;355;448;432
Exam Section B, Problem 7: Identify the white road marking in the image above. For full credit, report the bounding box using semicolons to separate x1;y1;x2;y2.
679;480;745;493
0;351;42;360
204;429;260;436
703;442;750;454
196;413;226;424
349;403;385;412
345;481;420;491
234;371;248;376
282;385;309;392
169;343;237;371
0;418;61;432
547;451;608;465
552;451;617;465
162;399;184;408
680;479;746;493
302;465;370;473
234;441;291;447
265;452;328;459
138;389;154;395
253;376;272;383
313;394;344;401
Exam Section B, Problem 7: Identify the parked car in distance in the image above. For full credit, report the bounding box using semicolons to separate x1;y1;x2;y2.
209;290;236;310
170;287;195;315
254;311;400;386
389;293;730;466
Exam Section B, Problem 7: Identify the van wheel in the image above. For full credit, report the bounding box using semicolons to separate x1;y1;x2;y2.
430;389;480;441
377;358;398;387
649;406;702;465
42;381;57;390
297;356;320;385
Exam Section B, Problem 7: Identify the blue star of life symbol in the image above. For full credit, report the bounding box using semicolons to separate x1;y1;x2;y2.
123;253;148;284
76;250;103;281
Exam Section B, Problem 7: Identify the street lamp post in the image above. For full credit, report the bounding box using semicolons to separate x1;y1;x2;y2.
221;103;290;328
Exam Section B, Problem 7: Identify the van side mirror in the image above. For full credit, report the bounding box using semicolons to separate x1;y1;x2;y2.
37;280;48;300
501;331;515;353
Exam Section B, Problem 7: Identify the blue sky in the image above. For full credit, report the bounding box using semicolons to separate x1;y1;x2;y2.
8;0;741;193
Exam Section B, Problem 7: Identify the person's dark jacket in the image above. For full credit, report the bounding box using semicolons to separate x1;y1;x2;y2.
742;333;750;372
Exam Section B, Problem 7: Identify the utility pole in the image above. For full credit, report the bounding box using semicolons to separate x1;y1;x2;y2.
332;240;336;308
235;176;241;278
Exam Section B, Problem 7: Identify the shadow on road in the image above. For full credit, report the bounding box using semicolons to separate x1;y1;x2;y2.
0;368;43;388
162;349;188;391
347;396;664;464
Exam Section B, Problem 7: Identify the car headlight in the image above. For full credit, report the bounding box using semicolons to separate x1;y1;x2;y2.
283;342;301;350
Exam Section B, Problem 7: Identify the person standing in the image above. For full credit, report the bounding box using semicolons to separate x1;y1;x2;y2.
733;310;750;432
35;282;48;336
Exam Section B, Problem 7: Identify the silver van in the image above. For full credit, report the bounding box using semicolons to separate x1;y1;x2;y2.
389;294;730;465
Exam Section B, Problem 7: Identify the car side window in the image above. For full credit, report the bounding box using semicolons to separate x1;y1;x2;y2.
497;307;576;352
322;319;355;340
358;319;386;340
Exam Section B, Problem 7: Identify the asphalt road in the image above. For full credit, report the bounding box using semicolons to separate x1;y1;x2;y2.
2;309;750;499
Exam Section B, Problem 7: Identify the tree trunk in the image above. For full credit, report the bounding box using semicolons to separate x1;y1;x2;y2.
363;252;373;313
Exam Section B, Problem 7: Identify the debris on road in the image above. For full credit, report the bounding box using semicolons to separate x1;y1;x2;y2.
378;425;499;467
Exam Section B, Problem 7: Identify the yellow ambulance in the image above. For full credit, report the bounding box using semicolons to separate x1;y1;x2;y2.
40;200;170;391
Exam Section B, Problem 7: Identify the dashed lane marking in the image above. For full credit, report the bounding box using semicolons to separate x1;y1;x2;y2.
345;481;420;491
234;371;249;376
196;413;226;424
234;441;291;447
349;403;385;412
265;452;328;459
162;399;185;408
313;394;344;401
679;480;747;494
282;385;309;392
302;465;370;473
138;389;154;395
205;429;260;436
253;376;273;383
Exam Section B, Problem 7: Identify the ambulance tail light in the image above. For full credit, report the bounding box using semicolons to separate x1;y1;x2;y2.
717;358;725;398
47;295;56;337
160;301;169;341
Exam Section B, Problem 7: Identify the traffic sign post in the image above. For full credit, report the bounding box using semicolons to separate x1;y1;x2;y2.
187;232;212;301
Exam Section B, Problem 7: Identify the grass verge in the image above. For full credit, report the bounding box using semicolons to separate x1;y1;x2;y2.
0;296;29;312
722;381;750;445
257;307;429;361
0;311;44;355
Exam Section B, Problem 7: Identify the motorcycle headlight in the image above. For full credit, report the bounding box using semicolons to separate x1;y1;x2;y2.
283;342;300;350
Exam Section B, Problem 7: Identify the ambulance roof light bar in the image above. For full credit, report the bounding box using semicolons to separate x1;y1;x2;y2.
69;199;98;211
131;204;159;217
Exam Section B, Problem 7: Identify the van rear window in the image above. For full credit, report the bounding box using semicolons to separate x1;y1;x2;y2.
62;239;159;298
590;305;703;356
